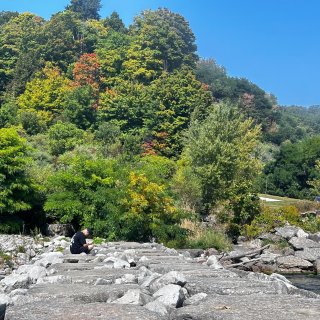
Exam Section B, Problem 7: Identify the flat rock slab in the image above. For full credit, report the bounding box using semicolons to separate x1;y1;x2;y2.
172;293;320;320
5;298;164;320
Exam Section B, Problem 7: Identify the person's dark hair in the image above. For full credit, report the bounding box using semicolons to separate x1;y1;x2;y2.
86;228;92;236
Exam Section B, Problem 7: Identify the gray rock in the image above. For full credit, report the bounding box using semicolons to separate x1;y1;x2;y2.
296;228;308;238
206;255;223;269
36;275;71;284
140;273;161;289
115;274;137;284
114;259;130;269
113;289;153;305
0;274;30;292
144;300;169;316
276;255;313;270
8;289;28;297
5;299;164;320
295;247;320;262
164;248;178;255
153;284;186;308
289;237;320;250
171;293;320;320
34;252;64;268
15;265;47;283
150;271;186;293
260;252;280;264
183;292;207;306
275;226;300;239
308;232;320;243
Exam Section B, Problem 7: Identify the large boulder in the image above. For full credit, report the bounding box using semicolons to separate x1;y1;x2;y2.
153;284;186;308
0;274;30;293
289;237;320;250
206;255;223;269
113;289;153;306
15;265;47;283
294;248;320;262
275;226;300;240
276;255;313;271
144;300;169;316
149;271;186;293
34;252;64;268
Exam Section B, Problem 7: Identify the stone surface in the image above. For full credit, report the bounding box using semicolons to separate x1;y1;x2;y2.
289;237;320;250
34;252;64;267
15;265;47;283
2;238;320;320
114;289;153;305
153;284;186;308
0;274;30;292
144;300;169;316
275;226;300;239
150;271;186;293
295;248;320;262
276;255;313;270
206;255;223;269
183;292;207;306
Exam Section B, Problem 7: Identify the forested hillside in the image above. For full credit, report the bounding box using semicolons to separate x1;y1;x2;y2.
1;0;319;244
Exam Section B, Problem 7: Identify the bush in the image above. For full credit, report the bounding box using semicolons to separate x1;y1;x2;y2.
182;220;232;251
243;205;301;238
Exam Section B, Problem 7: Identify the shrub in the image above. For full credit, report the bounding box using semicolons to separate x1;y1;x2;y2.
182;220;232;251
243;205;301;238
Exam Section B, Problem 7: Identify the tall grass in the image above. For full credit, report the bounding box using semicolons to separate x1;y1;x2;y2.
182;220;232;251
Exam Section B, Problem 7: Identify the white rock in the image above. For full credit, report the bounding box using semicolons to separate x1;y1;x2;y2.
184;292;207;306
144;300;168;316
0;274;30;292
150;271;186;293
8;289;28;297
206;255;223;269
15;265;47;283
153;284;186;308
114;289;153;305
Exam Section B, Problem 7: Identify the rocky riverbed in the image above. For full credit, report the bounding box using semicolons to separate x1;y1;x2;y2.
0;234;320;320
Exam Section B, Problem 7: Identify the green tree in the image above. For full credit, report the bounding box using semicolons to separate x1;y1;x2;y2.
0;127;34;214
103;12;126;33
63;86;97;130
48;122;84;156
146;69;213;157
18;63;71;132
66;0;101;20
185;103;262;217
42;11;83;71
0;11;19;26
130;8;198;72
0;13;44;96
264;136;320;199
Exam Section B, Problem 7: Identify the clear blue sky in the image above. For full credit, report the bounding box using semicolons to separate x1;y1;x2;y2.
1;0;320;106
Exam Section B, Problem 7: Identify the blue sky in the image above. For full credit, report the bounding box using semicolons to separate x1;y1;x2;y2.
1;0;319;107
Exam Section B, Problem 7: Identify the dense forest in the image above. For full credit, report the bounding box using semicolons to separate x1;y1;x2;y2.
1;0;320;245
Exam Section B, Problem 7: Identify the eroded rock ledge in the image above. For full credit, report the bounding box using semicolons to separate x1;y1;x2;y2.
0;237;319;320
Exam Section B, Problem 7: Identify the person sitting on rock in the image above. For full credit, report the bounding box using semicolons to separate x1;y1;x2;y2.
70;228;94;254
